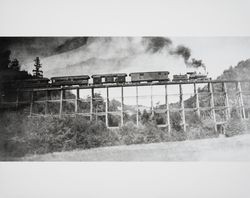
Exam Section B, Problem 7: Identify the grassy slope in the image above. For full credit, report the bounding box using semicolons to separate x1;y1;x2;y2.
21;134;250;161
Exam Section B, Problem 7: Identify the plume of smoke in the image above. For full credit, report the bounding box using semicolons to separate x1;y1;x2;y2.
42;37;186;77
3;37;208;77
169;45;206;71
171;45;191;63
187;58;206;71
143;37;172;53
142;38;205;71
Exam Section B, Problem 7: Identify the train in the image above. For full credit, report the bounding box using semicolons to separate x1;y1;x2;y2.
91;73;127;84
9;71;210;89
51;75;90;86
129;71;170;83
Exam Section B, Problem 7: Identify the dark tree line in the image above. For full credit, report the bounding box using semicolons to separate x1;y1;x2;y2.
0;50;45;110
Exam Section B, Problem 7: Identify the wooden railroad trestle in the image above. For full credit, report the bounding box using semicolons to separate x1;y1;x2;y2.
1;80;250;133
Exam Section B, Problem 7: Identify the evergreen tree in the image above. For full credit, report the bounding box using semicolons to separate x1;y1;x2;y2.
32;57;43;78
9;58;20;71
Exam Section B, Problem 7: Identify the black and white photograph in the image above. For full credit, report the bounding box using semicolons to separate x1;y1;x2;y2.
1;36;250;161
1;0;250;198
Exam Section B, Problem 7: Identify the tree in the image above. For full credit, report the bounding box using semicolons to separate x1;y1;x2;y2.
0;50;11;71
32;57;43;78
141;109;150;124
109;99;121;111
9;58;20;71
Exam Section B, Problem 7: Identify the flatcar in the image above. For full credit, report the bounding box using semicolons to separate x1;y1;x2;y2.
92;73;127;85
172;74;189;82
129;71;170;83
51;75;90;86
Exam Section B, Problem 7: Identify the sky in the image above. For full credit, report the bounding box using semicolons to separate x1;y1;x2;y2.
171;37;250;78
14;36;250;81
3;36;249;107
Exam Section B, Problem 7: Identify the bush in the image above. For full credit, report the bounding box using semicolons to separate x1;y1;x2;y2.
74;119;116;149
141;122;168;143
169;129;186;141
2;113;219;158
187;125;216;140
0;111;26;157
244;119;250;132
0;113;118;157
23;116;119;152
118;121;169;145
1;106;249;159
225;117;247;137
141;110;150;124
170;112;182;131
118;122;142;145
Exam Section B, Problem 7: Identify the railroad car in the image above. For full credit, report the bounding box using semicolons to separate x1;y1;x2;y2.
92;73;127;85
21;78;50;88
50;75;90;86
7;78;50;88
129;71;170;83
172;74;189;82
187;72;209;81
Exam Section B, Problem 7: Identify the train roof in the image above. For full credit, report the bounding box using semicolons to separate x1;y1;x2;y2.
91;73;127;78
129;71;170;76
51;75;90;80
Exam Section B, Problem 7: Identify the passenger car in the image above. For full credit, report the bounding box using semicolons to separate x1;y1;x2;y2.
129;71;170;83
92;73;127;84
50;75;90;86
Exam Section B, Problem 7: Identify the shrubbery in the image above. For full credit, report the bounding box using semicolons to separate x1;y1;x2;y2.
187;117;217;140
117;121;169;145
0;113;118;157
224;108;250;137
225;117;247;137
1;107;250;159
0;112;185;158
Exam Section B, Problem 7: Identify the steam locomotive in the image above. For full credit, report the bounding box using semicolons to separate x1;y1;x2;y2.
172;72;210;82
12;71;210;88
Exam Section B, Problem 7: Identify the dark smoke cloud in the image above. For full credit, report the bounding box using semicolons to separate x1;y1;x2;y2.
142;37;205;70
172;46;206;70
55;37;89;53
188;58;206;69
0;37;207;77
0;37;65;55
0;37;85;64
171;45;191;62
143;37;172;53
